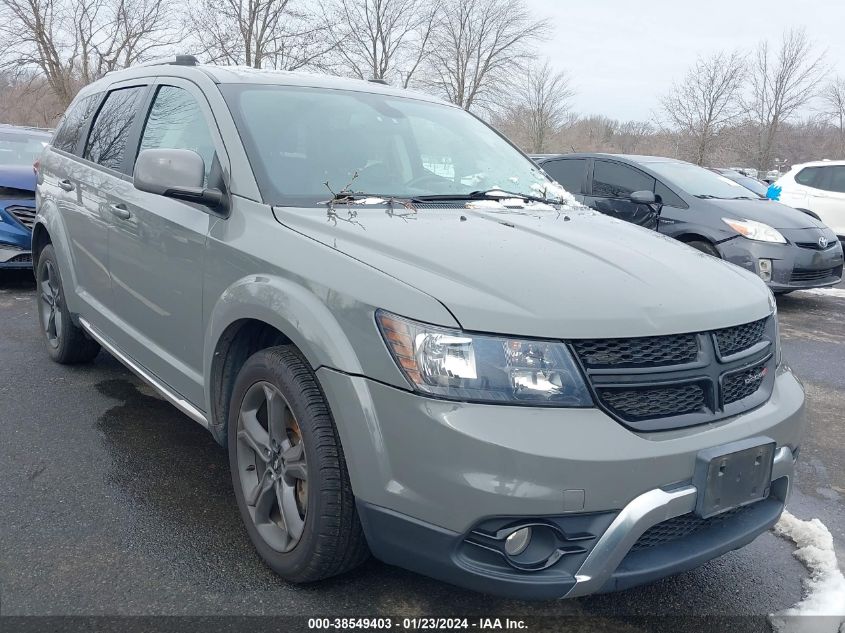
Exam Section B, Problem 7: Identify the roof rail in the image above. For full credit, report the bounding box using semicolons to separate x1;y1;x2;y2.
132;55;200;69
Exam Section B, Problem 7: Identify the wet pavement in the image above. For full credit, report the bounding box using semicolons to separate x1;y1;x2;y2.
1;268;842;626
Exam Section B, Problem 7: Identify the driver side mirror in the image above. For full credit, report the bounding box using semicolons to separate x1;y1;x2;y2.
629;190;656;205
134;148;224;208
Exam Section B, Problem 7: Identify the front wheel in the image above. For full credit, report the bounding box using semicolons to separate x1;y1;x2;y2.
228;346;368;582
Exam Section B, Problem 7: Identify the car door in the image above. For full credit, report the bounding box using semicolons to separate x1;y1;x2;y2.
73;84;150;332
539;158;587;202
810;166;845;237
585;159;659;229
107;79;226;406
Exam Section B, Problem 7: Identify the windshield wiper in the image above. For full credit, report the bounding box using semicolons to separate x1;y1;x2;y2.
693;194;720;199
413;189;556;205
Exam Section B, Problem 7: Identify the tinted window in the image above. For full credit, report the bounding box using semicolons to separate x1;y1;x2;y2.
823;166;845;193
542;159;586;194
52;94;100;154
84;87;145;171
138;86;216;185
592;160;655;198
795;167;823;188
220;85;560;205
655;181;686;208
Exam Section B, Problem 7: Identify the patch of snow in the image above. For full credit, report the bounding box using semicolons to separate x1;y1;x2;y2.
530;180;578;206
352;197;387;205
770;510;845;633
465;199;505;209
794;288;845;300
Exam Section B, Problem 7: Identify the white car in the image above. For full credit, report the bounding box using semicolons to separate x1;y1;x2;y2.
774;161;845;240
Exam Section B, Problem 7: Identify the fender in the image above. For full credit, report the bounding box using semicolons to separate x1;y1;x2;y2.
32;198;83;315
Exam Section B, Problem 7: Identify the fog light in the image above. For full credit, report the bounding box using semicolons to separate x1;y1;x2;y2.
504;527;532;556
758;259;772;282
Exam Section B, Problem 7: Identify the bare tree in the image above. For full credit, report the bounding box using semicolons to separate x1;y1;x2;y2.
189;0;332;70
0;0;182;107
320;0;440;87
821;76;845;157
506;59;573;153
747;28;826;171
424;0;549;112
660;50;746;166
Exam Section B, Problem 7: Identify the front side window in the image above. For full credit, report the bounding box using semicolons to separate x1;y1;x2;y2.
795;167;823;188
220;85;561;205
137;86;216;185
821;166;845;194
592;160;655;198
542;159;586;194
52;94;100;155
84;86;146;171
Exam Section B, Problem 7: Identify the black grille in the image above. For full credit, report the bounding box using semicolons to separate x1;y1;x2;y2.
7;205;35;229
795;240;837;250
630;506;746;552
791;268;838;283
572;334;698;368
722;361;768;405
713;318;766;357
7;253;31;263
598;383;706;420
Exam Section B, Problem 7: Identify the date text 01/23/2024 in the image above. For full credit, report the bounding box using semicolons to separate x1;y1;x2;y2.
307;618;528;630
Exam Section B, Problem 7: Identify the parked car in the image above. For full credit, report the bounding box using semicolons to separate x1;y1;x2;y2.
35;57;804;600
0;126;50;268
710;168;769;198
772;160;845;242
533;154;843;294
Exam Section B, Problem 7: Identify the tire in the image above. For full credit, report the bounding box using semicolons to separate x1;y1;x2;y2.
687;240;720;258
228;345;368;582
36;245;100;364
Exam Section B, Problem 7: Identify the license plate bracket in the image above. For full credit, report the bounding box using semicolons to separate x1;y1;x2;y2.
693;437;775;519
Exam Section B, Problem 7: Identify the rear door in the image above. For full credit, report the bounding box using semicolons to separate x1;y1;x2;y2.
107;79;226;405
780;166;820;210
585;159;659;229
539;158;587;203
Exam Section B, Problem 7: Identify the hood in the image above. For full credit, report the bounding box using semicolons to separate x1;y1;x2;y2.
273;205;773;339
703;197;820;230
0;165;36;192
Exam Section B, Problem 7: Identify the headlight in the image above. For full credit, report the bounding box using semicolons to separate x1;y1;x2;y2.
377;310;593;407
722;218;786;244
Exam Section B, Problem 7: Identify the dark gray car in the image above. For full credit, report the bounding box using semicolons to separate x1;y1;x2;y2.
533;153;844;294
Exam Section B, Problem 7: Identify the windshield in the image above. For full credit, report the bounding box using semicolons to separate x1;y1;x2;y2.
649;162;757;199
732;175;768;197
0;131;49;166
221;85;562;205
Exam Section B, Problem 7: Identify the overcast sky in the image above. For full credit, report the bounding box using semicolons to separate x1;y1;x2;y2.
526;0;845;122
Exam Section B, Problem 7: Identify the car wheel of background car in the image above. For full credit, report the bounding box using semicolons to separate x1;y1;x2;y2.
36;245;100;364
228;345;369;582
686;240;721;258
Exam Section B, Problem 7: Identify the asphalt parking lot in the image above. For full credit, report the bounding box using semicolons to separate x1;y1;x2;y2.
1;269;843;627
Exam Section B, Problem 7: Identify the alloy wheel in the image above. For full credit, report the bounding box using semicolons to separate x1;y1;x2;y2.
39;260;63;349
236;381;309;553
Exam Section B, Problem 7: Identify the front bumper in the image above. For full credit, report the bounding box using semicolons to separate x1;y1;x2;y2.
317;367;804;599
719;235;843;291
0;245;33;269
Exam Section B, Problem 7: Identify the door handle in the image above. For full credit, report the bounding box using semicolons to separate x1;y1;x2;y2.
58;179;74;192
109;203;131;220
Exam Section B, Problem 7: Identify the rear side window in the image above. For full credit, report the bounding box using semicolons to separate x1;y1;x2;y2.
52;94;100;155
84;86;146;171
592;160;655;198
542;159;586;194
795;167;823;188
137;86;217;185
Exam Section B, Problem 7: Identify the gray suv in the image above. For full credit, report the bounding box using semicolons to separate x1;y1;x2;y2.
34;57;805;599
